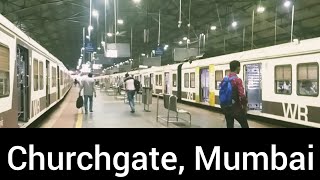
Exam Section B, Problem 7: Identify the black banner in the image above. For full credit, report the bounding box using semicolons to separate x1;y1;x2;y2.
1;129;319;178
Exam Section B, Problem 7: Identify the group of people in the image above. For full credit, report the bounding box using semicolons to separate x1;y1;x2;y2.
78;72;137;114
77;60;250;128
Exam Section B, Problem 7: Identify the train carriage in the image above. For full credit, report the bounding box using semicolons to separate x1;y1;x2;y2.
97;37;320;128
0;14;72;128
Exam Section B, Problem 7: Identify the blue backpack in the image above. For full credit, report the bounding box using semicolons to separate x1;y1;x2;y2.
219;76;237;107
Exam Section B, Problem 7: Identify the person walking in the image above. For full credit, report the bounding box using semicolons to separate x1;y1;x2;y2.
124;73;136;113
79;73;96;114
220;60;249;128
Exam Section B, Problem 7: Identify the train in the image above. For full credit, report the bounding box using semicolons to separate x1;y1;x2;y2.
0;14;73;128
96;37;320;128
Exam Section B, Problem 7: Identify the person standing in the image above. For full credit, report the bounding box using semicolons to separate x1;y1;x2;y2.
124;73;136;113
220;60;249;128
80;73;96;114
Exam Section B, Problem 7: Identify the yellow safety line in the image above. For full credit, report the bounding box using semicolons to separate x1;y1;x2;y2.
75;109;83;128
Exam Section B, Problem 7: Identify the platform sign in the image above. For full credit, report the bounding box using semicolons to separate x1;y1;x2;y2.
85;42;95;53
155;46;164;56
105;43;130;58
141;56;161;67
174;48;199;62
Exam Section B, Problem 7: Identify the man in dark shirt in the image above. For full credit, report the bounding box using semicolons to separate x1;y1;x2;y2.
222;60;249;128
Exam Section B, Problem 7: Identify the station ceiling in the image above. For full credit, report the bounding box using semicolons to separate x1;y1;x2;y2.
1;0;320;69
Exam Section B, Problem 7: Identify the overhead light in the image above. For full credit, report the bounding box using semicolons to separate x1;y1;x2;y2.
179;41;183;45
86;35;90;39
232;21;238;27
257;6;265;13
210;26;217;30
183;37;188;41
92;10;99;17
107;33;113;37
116;31;120;35
88;25;93;31
133;0;141;4
117;19;124;24
284;1;291;7
97;47;101;50
141;53;146;56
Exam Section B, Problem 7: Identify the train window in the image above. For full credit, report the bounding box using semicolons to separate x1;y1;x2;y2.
39;61;44;90
275;65;292;95
190;73;195;88
225;70;231;76
156;75;159;86
33;59;39;91
60;70;63;85
52;67;57;87
215;70;223;90
144;76;149;87
159;74;162;86
173;74;177;87
0;45;10;98
297;63;319;97
184;73;189;88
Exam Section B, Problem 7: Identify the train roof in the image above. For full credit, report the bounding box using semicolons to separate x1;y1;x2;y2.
182;37;320;69
0;14;67;70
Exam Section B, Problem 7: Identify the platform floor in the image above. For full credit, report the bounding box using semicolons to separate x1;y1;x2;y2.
38;87;282;128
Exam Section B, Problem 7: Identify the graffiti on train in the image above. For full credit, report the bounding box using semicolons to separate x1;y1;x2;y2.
187;92;194;101
282;103;308;122
32;99;41;117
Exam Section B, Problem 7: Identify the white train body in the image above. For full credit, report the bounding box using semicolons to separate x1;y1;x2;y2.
0;14;72;128
98;38;320;128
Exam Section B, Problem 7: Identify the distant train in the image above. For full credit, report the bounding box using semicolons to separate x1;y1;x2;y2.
97;37;320;128
0;14;72;128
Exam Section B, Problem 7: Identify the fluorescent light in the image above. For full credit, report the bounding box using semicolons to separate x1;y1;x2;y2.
107;33;113;37
92;10;99;17
133;0;141;4
117;19;124;24
210;26;217;30
284;1;291;7
257;6;265;13
232;21;238;27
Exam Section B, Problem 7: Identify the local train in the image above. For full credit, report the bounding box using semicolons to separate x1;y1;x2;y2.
0;14;73;128
97;37;320;128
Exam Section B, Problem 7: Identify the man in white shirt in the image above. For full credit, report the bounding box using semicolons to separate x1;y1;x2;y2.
80;73;96;114
124;73;136;113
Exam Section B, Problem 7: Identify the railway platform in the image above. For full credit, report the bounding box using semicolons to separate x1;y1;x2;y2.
35;86;282;128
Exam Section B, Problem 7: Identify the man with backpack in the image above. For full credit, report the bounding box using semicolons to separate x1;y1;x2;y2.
124;73;140;113
219;60;249;128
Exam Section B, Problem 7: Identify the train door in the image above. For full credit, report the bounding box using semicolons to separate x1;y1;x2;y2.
16;45;30;122
57;66;60;100
200;68;210;103
164;72;170;94
150;73;154;93
46;60;50;107
244;63;262;111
